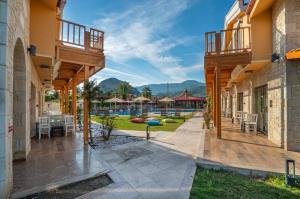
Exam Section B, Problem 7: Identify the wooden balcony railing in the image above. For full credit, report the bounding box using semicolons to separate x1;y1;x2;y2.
205;27;251;56
57;18;104;52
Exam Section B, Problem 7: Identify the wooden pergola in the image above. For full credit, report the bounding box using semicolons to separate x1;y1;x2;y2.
204;27;252;138
52;18;105;144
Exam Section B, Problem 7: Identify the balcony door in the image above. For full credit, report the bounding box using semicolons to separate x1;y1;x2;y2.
255;85;268;134
237;92;243;111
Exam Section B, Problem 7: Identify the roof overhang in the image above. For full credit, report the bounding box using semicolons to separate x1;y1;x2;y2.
286;49;300;60
249;0;275;19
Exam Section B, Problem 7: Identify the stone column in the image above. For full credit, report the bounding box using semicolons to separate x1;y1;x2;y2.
283;0;300;151
0;0;11;197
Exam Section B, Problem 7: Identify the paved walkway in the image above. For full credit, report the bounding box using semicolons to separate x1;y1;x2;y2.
78;112;204;199
201;118;300;174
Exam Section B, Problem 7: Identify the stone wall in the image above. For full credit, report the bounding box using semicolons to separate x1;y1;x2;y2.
0;0;45;196
7;0;30;160
284;0;300;151
0;0;10;197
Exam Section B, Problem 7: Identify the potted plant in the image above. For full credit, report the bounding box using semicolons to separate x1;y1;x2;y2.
101;117;115;141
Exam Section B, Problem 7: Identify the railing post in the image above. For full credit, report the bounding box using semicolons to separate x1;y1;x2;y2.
84;31;90;51
215;33;221;55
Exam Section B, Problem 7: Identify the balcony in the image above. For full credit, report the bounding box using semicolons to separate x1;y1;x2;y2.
56;18;104;66
53;18;105;89
204;27;252;67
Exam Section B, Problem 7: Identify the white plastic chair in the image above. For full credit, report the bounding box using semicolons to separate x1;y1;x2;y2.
64;115;75;136
38;117;51;139
244;114;258;133
234;111;242;124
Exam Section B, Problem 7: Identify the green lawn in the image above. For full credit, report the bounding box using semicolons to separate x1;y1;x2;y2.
190;167;300;199
91;112;194;132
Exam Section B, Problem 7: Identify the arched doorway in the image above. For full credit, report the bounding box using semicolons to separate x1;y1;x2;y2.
13;38;27;160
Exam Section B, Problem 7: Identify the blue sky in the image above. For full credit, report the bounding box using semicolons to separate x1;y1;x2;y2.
63;0;235;86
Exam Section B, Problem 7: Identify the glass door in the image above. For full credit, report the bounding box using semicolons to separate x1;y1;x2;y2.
237;93;243;111
255;85;268;134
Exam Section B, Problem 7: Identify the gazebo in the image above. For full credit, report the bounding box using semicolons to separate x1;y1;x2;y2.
173;89;206;109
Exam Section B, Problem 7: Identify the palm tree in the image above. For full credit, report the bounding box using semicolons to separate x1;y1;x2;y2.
142;86;152;98
118;82;132;100
83;80;102;144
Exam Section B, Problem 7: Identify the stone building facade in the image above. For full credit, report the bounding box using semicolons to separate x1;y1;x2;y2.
0;0;46;197
221;0;300;151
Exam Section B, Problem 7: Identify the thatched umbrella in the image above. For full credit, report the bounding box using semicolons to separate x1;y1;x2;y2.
159;97;174;112
133;96;150;113
105;97;124;112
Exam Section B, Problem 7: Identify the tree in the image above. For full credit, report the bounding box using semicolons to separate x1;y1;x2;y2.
82;80;102;144
142;86;152;98
118;82;133;100
45;90;59;102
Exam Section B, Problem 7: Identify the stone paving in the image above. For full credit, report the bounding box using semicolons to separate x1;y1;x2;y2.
12;112;203;199
13;112;300;198
77;113;203;199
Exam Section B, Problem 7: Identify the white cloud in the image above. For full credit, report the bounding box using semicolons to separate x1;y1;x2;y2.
92;67;151;86
92;0;202;82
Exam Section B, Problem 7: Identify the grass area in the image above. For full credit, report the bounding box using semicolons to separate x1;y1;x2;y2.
190;167;300;199
91;112;195;132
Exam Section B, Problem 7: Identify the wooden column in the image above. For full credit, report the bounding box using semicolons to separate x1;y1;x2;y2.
72;74;77;131
65;85;69;114
216;65;221;139
60;89;65;113
83;65;89;144
213;75;217;127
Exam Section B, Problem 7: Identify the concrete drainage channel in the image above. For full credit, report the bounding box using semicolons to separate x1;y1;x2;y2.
13;173;112;199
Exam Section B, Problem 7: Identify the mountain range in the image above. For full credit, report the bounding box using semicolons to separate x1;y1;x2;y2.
99;78;206;97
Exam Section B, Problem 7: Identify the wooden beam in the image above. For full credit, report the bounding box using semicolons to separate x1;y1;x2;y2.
83;65;89;145
216;65;221;139
65;84;69;114
72;74;77;131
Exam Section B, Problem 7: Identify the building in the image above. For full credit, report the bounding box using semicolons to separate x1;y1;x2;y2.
204;0;300;151
173;89;206;109
0;0;105;197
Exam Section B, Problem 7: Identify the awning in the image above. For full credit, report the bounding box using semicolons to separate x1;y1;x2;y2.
286;48;300;60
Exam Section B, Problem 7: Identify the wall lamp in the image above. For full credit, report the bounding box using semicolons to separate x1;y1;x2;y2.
27;45;36;56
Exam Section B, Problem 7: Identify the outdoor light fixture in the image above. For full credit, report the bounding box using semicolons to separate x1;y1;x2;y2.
40;64;50;69
27;45;36;56
285;159;296;186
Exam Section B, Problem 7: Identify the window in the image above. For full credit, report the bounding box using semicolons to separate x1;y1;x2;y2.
243;0;250;6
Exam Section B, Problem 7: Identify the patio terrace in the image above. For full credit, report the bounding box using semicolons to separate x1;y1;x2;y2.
202;117;300;174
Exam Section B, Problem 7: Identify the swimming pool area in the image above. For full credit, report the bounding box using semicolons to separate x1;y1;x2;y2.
91;108;200;116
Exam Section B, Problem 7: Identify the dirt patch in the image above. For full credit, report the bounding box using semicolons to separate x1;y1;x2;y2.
21;174;112;199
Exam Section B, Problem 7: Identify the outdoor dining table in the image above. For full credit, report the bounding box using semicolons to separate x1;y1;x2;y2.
36;115;66;138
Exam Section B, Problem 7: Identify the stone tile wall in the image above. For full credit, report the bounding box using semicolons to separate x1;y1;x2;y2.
282;0;300;151
0;0;10;197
